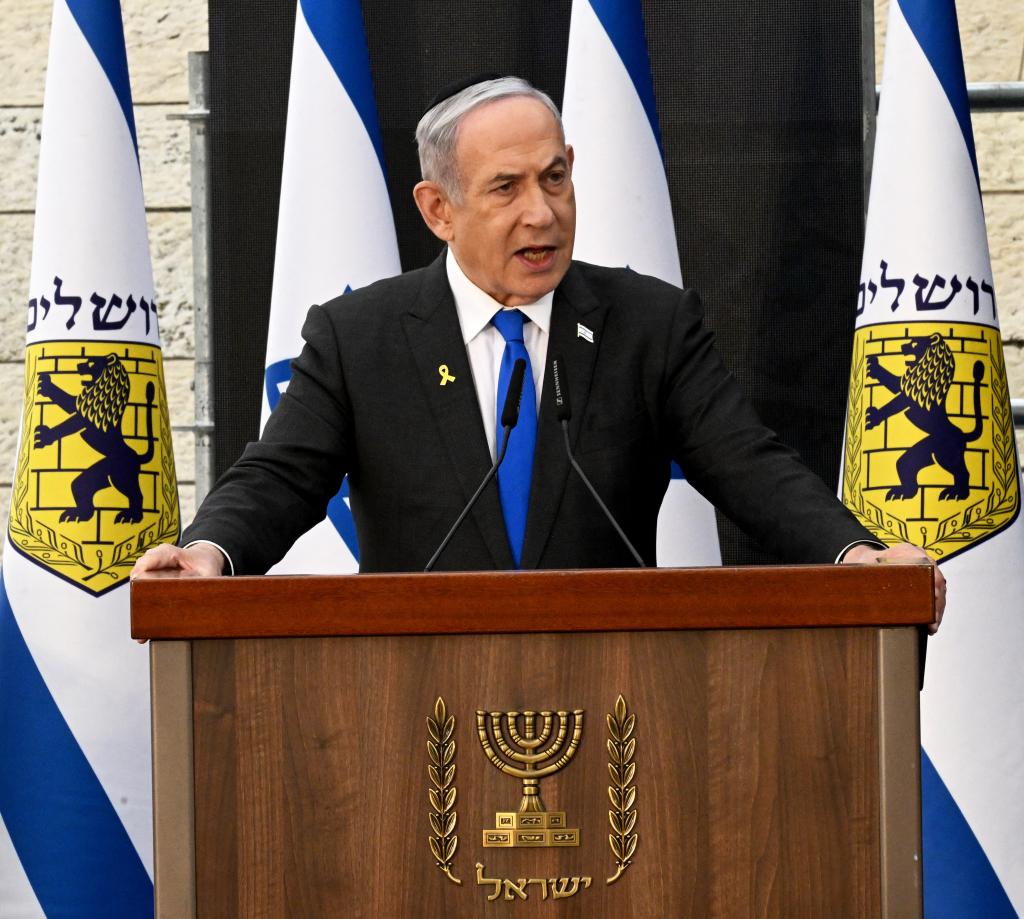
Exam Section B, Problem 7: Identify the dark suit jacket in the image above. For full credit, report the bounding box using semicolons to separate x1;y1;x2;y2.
183;254;874;573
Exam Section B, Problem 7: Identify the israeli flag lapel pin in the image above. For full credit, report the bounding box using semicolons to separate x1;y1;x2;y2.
577;323;594;343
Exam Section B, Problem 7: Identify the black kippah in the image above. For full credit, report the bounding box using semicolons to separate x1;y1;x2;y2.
423;72;505;117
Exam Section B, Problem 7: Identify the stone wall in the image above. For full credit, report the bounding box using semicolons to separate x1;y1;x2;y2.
0;1;1019;548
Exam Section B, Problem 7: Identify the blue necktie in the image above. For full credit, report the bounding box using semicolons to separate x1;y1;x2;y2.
492;309;537;567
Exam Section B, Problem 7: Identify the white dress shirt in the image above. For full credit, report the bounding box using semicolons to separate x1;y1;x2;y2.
446;250;552;461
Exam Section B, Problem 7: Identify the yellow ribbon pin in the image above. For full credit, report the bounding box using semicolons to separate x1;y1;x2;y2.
438;364;456;386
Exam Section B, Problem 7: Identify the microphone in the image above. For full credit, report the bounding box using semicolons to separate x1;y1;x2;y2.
424;358;526;572
550;354;646;567
501;359;527;428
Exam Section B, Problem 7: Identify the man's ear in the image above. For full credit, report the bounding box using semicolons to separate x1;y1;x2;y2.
413;181;454;242
566;144;574;174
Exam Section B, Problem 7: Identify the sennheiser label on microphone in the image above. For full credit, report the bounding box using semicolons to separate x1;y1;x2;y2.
552;362;564;405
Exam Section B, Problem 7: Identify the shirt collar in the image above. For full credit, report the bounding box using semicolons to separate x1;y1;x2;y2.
446;249;553;345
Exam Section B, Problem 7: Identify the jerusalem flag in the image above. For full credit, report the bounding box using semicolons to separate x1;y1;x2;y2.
0;0;177;914
841;0;1022;914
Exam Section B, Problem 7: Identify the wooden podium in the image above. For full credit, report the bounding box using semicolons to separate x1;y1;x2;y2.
132;564;933;918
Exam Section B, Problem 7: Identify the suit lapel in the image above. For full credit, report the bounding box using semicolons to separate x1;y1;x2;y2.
520;264;607;569
402;253;514;569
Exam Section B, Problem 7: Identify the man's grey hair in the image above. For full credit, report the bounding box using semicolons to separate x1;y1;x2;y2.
415;77;564;201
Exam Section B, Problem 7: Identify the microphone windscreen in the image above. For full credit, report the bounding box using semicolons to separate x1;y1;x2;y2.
501;358;527;428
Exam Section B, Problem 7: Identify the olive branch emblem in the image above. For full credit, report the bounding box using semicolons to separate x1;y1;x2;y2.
842;337;865;506
427;696;461;885
158;386;180;520
12;354;36;515
606;694;637;885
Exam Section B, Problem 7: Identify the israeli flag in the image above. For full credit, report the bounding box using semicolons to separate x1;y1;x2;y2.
261;0;400;574
844;0;1024;913
0;0;178;915
562;0;721;566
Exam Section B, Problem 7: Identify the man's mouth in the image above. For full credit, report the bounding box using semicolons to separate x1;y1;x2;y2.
516;246;557;267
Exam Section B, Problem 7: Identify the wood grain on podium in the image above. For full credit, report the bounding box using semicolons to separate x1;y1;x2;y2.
190;627;888;918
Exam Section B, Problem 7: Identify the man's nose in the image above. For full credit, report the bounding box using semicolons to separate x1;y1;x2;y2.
519;183;556;227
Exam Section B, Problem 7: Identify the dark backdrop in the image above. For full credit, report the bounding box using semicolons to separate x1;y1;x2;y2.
207;0;866;565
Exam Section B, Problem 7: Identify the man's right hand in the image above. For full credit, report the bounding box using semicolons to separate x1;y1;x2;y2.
130;542;225;579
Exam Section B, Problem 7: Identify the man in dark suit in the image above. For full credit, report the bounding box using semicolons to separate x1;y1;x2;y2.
132;76;944;624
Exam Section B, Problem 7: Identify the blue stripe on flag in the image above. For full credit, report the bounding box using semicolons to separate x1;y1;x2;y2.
265;358;361;560
298;0;386;173
327;477;360;560
0;572;153;916
64;0;139;156
587;0;664;151
921;748;1015;918
896;0;979;185
264;357;293;414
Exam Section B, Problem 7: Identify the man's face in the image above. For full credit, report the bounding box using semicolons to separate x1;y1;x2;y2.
444;97;576;306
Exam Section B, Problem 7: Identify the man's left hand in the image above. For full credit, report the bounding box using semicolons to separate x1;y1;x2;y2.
842;542;945;634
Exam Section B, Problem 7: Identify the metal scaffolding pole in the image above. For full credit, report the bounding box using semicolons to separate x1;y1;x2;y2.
963;82;1024;112
170;52;215;506
875;80;1024;112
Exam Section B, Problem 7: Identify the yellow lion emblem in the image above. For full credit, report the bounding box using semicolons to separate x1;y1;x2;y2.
865;332;983;501
33;354;156;523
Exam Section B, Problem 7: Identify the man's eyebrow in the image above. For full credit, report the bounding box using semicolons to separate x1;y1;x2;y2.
488;170;523;185
486;156;569;186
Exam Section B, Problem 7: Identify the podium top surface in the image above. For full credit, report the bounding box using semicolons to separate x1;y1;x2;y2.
130;564;935;640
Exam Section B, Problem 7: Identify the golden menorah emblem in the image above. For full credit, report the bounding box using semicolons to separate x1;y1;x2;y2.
476;709;584;848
